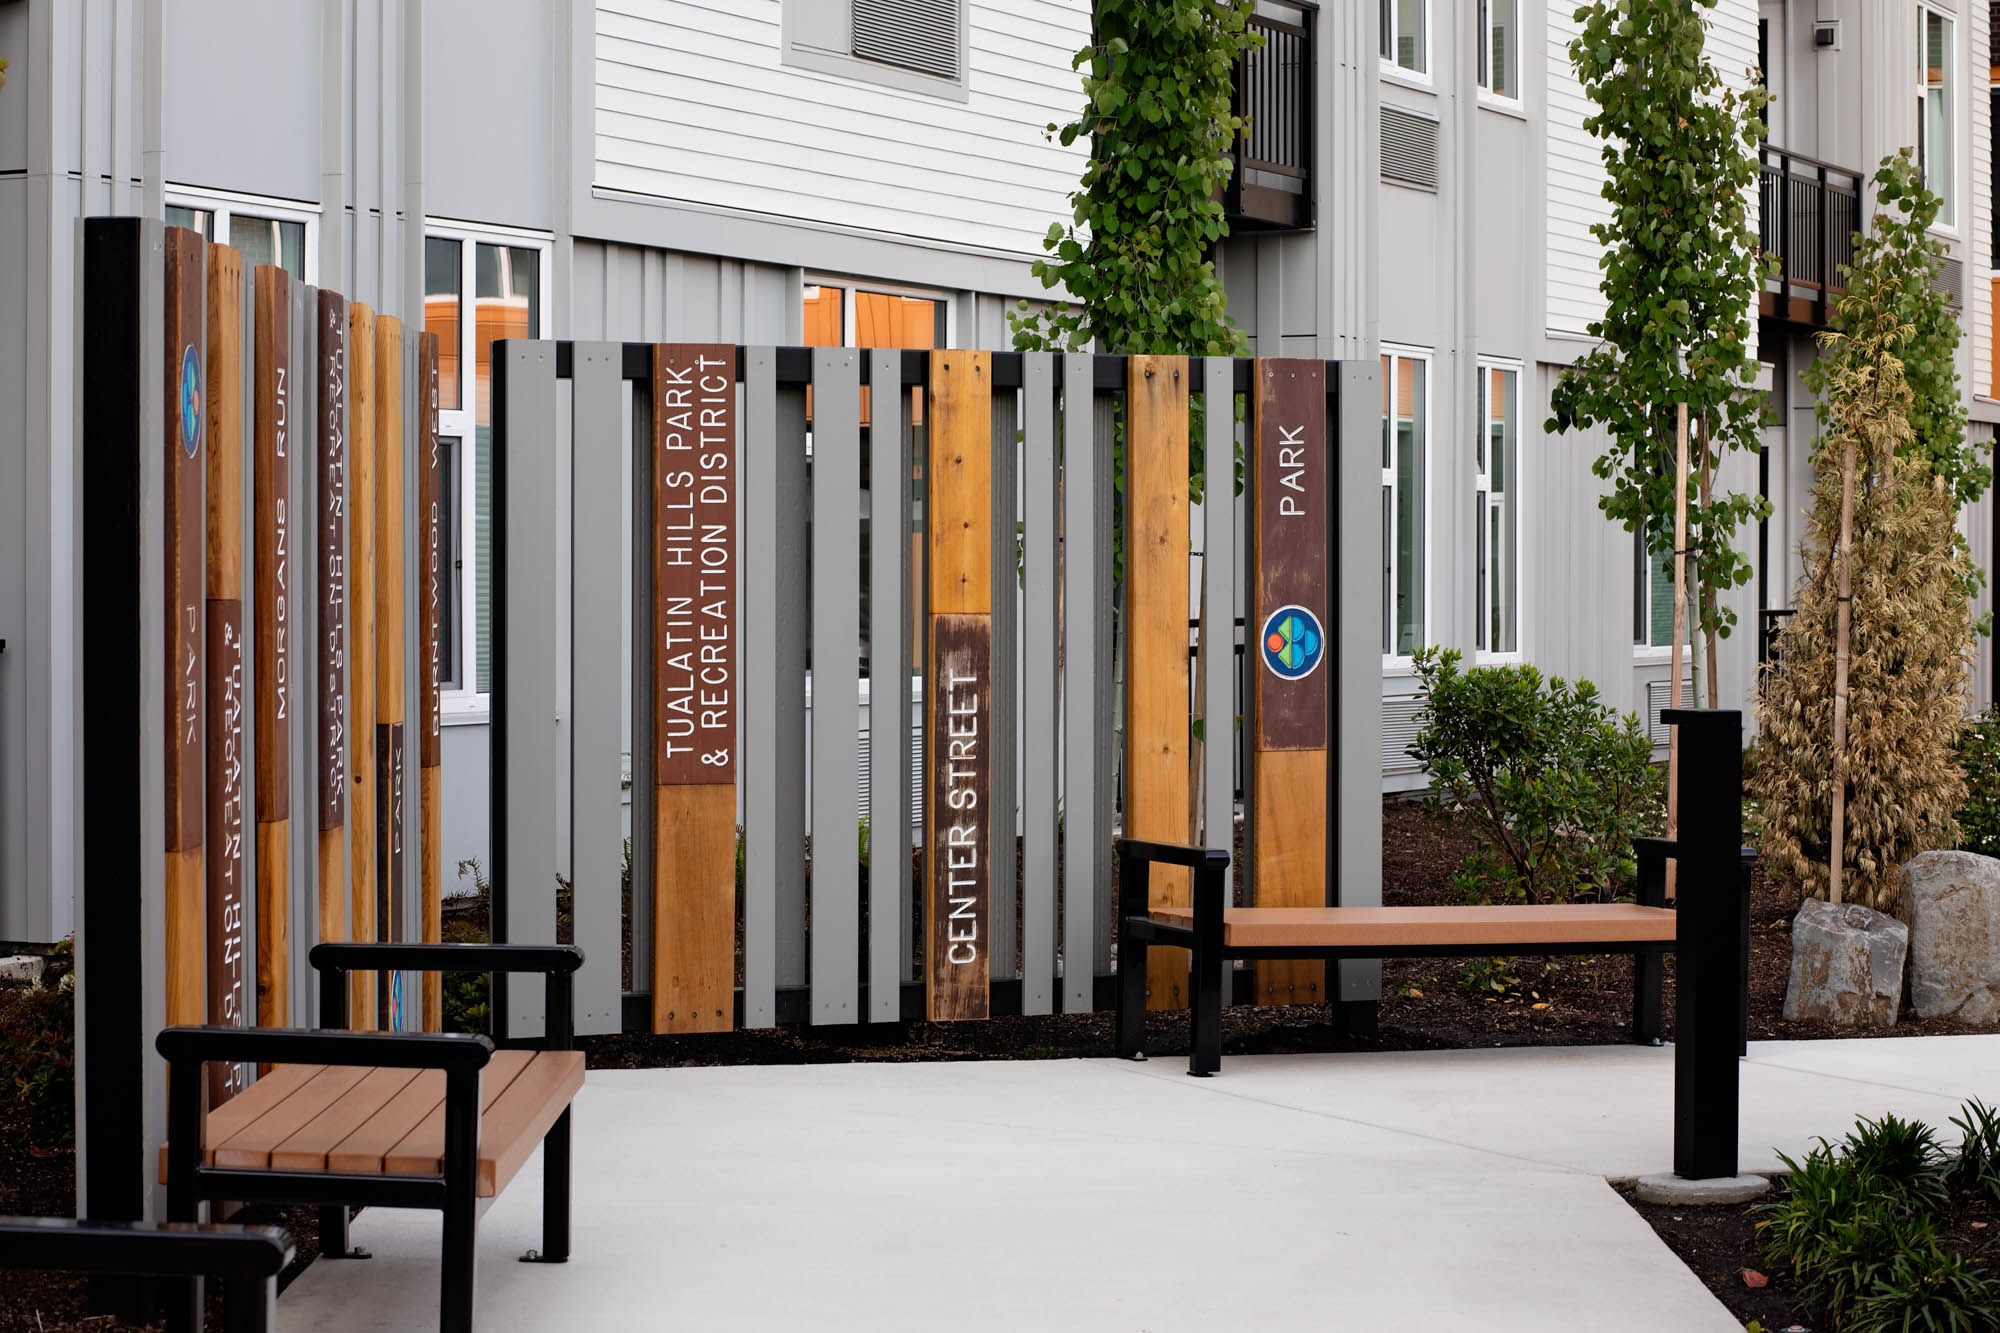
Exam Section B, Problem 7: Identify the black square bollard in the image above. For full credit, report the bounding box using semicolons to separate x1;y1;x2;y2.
1665;708;1745;1181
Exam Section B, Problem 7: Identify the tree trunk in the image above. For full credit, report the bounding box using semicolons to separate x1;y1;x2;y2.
1828;429;1859;905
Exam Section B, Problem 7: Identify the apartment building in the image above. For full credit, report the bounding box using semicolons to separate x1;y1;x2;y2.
0;0;1993;941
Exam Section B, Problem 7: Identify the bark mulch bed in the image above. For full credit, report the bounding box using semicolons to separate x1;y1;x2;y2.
1622;1182;2000;1331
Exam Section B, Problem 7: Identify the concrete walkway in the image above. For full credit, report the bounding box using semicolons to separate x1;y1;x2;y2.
280;1034;2000;1332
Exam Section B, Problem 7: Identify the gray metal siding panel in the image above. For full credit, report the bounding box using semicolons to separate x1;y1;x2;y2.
810;349;861;1022
987;383;1018;979
866;349;911;1020
1019;353;1057;1014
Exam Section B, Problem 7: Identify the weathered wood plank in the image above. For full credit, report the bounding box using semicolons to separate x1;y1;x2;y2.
417;332;443;1030
1124;355;1191;1010
649;344;738;1033
1250;359;1330;1004
373;315;406;1028
164;227;206;1030
315;291;349;966
254;264;292;1030
345;303;376;1029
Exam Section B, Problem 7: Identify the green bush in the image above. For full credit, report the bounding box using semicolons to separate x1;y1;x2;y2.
1850;1236;2000;1333
1408;647;1662;905
0;940;75;1146
1948;1100;2000;1207
1954;708;2000;858
1840;1113;1951;1212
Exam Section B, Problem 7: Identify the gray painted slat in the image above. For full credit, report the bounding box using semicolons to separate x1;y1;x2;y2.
775;383;810;991
1060;354;1099;1011
1090;382;1117;981
629;375;655;1000
900;387;919;986
810;349;861;1024
988;384;1018;982
1335;362;1385;1005
500;343;560;1039
569;343;625;1035
1201;358;1236;887
1020;354;1058;1015
867;349;910;1022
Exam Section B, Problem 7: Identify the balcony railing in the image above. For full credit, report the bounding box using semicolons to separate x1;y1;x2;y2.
1759;145;1864;328
1226;0;1314;232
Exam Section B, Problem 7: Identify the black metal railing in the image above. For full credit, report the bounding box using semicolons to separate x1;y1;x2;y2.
1226;0;1315;232
1759;145;1864;328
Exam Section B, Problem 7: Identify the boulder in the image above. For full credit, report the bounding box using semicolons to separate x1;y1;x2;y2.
1783;897;1907;1028
1899;851;2000;1023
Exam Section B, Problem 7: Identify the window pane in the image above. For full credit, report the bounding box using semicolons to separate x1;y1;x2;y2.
1395;0;1427;73
1488;0;1517;98
803;284;845;346
1395;357;1425;654
228;214;305;281
425;237;463;411
1380;0;1392;60
165;205;214;241
1648;533;1676;647
1924;11;1953;225
471;243;540;695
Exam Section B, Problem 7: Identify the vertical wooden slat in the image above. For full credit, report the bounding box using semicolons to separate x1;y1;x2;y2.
567;344;623;1035
1249;358;1330;1005
345;303;376;1028
417;332;443;1031
373;316;406;1028
925;349;992;1022
253;264;293;1032
315;291;349;996
291;282;319;1022
1200;358;1237;1005
495;342;561;1040
1125;355;1191;1010
648;344;739;1033
203;241;249;1101
810;349;861;1024
1020;353;1058;1015
1060;353;1101;1013
164;226;207;1030
867;348;911;1023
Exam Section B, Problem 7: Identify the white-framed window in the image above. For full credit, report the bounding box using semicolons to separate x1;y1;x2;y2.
164;187;318;283
783;0;970;102
1633;522;1693;652
1477;0;1519;102
1379;0;1430;78
1475;361;1519;657
1918;4;1956;229
423;221;553;714
1381;346;1430;661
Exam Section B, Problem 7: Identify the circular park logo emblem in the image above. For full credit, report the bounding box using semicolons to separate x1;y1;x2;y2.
179;344;203;458
1261;604;1324;681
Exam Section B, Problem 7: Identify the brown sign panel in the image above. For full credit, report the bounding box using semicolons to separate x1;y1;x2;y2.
254;266;291;816
927;613;991;1022
204;604;248;1100
1251;359;1329;752
419;333;442;770
652;344;737;786
316;290;348;831
165;227;206;854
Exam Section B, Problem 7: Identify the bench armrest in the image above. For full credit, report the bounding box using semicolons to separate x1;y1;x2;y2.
0;1217;294;1280
156;1024;495;1073
1114;838;1231;872
309;942;583;1049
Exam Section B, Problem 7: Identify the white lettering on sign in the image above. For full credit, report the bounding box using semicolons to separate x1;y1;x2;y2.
320;307;348;825
942;667;980;965
658;350;735;776
274;365;289;721
1278;424;1306;517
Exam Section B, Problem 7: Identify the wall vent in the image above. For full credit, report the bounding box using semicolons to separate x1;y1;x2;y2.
1382;693;1427;771
1933;255;1965;310
852;0;961;82
1381;107;1439;191
1645;678;1696;747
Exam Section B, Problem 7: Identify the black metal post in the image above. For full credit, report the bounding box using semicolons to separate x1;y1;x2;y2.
1115;844;1146;1059
163;1055;206;1333
1187;861;1225;1077
440;1067;482;1333
1631;837;1670;1045
1667;708;1745;1181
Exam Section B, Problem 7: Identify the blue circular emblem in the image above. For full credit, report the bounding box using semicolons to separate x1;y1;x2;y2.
179;344;203;458
1260;604;1324;681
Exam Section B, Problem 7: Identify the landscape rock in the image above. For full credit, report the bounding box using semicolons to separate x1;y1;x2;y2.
1782;897;1907;1027
1899;850;2000;1023
0;954;46;985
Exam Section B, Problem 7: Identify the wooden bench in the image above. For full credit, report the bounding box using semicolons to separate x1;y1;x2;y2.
157;942;584;1333
1114;837;1739;1077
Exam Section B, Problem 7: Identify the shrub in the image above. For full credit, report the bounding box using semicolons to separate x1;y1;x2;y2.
1949;1100;2000;1207
0;940;76;1146
1849;1237;2000;1333
1841;1113;1951;1213
1408;647;1662;905
1954;710;2000;858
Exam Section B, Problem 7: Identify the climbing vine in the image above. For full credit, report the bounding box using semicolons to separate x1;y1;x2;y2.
1546;0;1770;697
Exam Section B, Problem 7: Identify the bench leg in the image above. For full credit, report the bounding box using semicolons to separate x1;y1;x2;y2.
221;1272;278;1333
1632;952;1664;1046
441;1189;478;1333
1116;918;1147;1061
523;1108;572;1264
319;1205;370;1260
1187;925;1222;1078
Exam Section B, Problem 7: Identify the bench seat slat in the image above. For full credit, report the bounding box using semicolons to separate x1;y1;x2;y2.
322;1068;450;1177
379;1050;536;1187
157;1063;327;1182
471;1051;587;1197
268;1067;425;1172
213;1067;371;1169
1145;903;1678;950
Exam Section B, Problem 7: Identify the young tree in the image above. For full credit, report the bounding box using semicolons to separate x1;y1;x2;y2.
1546;0;1770;707
1755;312;1972;911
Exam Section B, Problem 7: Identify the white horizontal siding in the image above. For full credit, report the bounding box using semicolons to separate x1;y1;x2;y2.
594;0;1090;258
1545;0;1760;345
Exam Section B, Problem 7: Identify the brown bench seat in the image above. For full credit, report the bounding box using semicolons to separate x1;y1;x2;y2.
160;1050;585;1198
1141;903;1679;952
